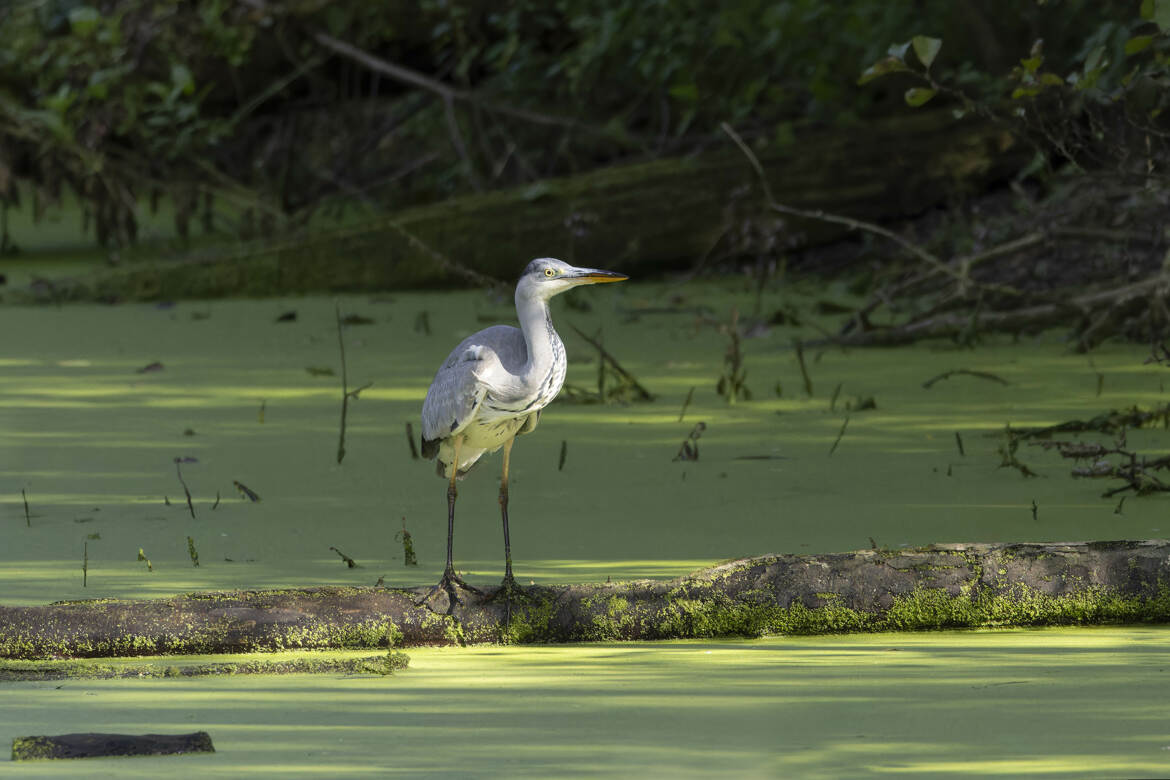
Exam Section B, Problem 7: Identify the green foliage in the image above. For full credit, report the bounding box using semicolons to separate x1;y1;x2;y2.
0;1;1153;251
0;0;256;245
859;4;1170;177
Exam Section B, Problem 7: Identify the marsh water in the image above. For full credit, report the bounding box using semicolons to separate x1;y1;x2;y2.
3;279;1170;776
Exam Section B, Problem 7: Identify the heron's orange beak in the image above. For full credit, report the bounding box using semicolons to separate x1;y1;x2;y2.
571;269;629;284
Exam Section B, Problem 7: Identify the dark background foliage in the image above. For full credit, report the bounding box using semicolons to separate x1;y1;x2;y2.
0;0;1162;252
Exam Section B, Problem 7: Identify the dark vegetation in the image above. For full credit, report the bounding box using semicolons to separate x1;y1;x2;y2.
2;1;1168;355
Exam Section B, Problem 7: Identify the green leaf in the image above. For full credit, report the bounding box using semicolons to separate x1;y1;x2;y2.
886;41;911;61
1084;45;1107;76
911;36;942;69
1144;0;1170;30
668;82;699;103
1019;56;1043;74
1011;86;1041;100
904;87;936;107
1125;35;1155;55
68;6;100;36
1039;73;1065;86
858;56;910;85
171;63;195;96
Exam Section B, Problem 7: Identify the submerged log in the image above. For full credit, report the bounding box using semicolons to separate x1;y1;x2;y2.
11;731;214;761
45;109;1027;301
2;540;1169;658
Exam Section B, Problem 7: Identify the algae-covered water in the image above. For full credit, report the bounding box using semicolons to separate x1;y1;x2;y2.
2;283;1168;602
3;279;1170;776
3;630;1170;778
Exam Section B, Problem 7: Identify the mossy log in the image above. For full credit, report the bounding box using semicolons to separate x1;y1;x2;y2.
11;731;214;761
2;540;1169;659
52;110;1027;301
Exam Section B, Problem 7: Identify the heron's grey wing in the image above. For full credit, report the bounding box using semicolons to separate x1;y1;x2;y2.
420;343;496;458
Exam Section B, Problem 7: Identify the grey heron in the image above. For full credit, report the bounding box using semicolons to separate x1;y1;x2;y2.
420;258;628;611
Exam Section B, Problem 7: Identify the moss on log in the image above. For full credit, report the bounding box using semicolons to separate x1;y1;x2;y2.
45;110;1026;301
2;540;1168;659
0;651;408;682
12;731;214;761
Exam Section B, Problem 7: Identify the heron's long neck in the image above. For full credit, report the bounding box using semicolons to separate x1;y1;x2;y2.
516;293;563;389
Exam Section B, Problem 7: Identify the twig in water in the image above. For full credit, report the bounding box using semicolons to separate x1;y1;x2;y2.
406;422;419;460
828;416;850;456
1114;496;1125;515
678;386;695;422
794;340;813;396
1031;500;1038;521
137;548;153;572
716;310;751;404
82;542;88;587
334;304;374;463
1010;403;1170;440
174;458;196;520
22;488;29;527
1144;341;1170;367
829;382;843;412
187;537;200;567
395;519;418;567
596;329;607;399
674;422;706;461
336;303;351;463
954;432;965;457
569;324;654;402
330;546;357;568
233;481;261;502
258;400;266;424
997;425;1042;478
414;311;431;335
922;369;1009;389
211;491;221;510
558;440;568;471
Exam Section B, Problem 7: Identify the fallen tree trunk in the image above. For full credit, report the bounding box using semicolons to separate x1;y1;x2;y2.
40;109;1027;301
11;732;214;761
2;540;1169;659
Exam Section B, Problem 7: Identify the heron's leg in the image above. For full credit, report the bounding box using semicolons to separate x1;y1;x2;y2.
493;437;520;629
419;437;481;611
444;437;460;578
499;437;516;586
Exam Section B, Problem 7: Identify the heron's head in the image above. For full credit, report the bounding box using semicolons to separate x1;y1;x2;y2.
516;258;628;302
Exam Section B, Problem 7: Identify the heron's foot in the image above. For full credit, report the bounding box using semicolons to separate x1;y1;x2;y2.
416;567;484;612
487;573;525;630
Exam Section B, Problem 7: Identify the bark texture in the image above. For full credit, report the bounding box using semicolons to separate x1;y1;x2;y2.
2;540;1169;659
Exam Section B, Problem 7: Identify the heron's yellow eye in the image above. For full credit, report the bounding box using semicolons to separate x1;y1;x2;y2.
544;267;556;278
